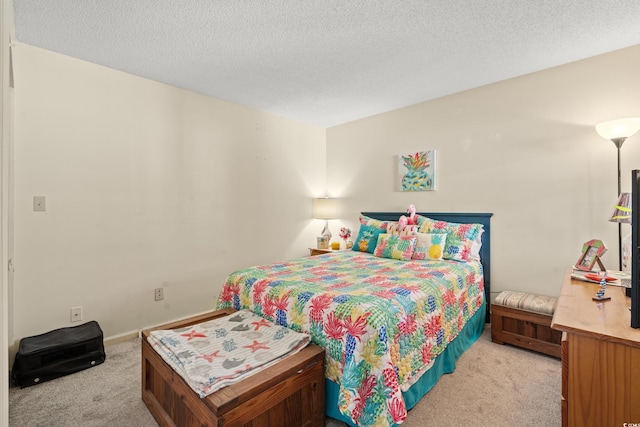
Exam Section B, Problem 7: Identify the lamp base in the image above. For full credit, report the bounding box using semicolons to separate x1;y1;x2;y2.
592;296;611;302
320;220;332;240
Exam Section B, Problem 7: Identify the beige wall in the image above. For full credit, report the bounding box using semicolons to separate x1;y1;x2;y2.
326;45;640;300
10;42;640;349
11;44;326;347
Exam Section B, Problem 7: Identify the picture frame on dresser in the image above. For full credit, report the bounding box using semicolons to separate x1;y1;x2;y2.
574;239;606;271
631;169;639;328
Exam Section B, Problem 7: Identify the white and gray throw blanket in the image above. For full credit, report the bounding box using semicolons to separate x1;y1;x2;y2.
147;310;311;397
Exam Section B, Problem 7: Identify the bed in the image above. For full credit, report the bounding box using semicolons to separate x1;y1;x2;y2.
215;211;492;427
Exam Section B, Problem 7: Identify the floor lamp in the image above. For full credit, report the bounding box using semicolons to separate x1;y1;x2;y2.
596;117;640;270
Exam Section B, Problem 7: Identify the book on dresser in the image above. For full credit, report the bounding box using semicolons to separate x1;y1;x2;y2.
569;268;631;288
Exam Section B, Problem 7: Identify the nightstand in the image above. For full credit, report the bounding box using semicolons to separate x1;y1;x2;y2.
309;248;333;256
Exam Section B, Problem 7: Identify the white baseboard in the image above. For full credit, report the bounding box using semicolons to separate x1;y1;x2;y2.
103;308;217;346
103;331;140;346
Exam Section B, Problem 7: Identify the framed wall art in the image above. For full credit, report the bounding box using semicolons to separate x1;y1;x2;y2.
397;150;436;192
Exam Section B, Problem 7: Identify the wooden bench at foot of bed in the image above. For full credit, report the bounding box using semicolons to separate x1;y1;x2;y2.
491;291;562;358
141;308;326;427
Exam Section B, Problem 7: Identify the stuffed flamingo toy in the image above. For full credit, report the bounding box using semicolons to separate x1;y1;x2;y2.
398;204;417;228
406;204;417;225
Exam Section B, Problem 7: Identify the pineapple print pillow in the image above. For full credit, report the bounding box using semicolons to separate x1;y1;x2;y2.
416;216;483;262
352;224;386;254
373;234;417;261
412;233;447;260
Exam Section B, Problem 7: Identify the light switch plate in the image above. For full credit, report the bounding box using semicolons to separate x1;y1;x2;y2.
33;196;46;212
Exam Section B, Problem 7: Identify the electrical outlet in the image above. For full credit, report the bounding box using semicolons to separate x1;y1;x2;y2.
154;287;164;301
70;306;83;322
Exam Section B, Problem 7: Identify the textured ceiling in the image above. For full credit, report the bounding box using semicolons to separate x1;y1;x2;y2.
12;1;640;127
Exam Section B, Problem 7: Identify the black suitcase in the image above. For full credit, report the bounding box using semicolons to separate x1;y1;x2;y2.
11;320;106;387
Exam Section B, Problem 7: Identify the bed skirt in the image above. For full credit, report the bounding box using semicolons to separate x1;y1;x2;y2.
325;300;486;426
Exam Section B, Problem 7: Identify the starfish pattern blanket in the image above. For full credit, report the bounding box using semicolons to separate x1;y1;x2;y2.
147;310;311;397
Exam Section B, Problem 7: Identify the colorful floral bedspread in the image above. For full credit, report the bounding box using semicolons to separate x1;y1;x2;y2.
215;250;484;427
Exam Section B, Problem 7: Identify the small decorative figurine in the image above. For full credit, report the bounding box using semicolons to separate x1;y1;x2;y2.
592;273;611;302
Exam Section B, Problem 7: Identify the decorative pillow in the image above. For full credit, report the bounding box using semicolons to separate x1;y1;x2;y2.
386;223;419;236
469;228;484;260
373;234;417;261
352;224;386;254
359;214;390;231
413;213;426;224
417;217;483;262
412;233;447;260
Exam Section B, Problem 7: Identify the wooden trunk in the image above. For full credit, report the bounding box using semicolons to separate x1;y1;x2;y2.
141;309;325;427
491;303;562;358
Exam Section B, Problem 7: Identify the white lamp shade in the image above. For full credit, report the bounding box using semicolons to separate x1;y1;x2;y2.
313;198;337;219
595;118;640;141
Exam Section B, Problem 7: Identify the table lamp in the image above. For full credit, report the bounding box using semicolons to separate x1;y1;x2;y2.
313;198;337;239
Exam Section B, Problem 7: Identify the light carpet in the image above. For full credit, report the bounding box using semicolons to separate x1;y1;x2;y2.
9;325;560;426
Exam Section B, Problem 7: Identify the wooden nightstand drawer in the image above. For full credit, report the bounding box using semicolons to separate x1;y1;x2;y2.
309;248;334;256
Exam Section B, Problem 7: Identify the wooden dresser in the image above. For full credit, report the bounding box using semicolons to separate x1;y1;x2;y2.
551;270;640;427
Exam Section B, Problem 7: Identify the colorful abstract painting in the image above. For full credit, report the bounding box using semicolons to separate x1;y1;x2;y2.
398;150;436;191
